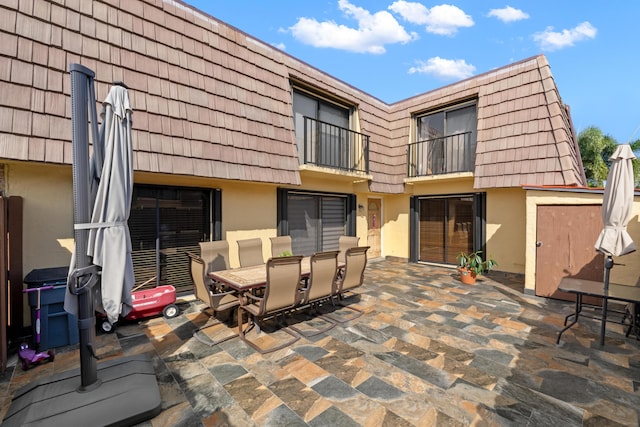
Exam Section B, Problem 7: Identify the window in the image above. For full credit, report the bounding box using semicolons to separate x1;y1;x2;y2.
291;86;369;173
410;194;486;265
293;89;365;169
293;89;350;160
277;189;356;256
128;185;221;293
411;102;477;175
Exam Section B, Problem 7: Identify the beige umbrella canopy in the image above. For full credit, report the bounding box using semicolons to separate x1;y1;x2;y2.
594;144;637;257
593;143;636;346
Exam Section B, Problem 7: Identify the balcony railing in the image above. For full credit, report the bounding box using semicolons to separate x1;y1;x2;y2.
301;117;369;174
407;131;475;177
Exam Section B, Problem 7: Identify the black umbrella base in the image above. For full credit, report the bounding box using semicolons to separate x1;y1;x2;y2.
2;354;161;427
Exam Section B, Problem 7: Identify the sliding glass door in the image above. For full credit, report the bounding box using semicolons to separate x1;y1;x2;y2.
413;194;484;265
277;189;356;257
128;185;219;293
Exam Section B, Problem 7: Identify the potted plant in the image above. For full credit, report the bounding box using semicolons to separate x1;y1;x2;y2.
456;250;497;284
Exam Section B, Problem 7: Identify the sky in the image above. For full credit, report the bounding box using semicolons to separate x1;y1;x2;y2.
183;0;640;145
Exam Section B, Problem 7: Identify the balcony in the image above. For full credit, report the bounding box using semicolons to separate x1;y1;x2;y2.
301;117;369;174
407;131;475;177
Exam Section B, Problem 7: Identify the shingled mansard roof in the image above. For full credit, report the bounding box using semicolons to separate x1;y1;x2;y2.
0;0;586;194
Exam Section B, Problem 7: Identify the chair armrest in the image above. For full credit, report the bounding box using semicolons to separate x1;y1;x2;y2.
208;280;235;294
209;288;237;297
244;292;263;303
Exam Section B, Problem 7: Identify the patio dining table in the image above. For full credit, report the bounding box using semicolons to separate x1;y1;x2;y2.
208;257;345;292
556;277;640;345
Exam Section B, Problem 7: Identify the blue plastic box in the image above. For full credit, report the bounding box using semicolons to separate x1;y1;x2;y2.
25;267;79;351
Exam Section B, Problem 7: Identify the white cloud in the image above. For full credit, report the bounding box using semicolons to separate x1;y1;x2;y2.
389;1;474;36
533;21;597;51
487;6;529;23
273;42;286;50
289;0;418;54
408;57;476;80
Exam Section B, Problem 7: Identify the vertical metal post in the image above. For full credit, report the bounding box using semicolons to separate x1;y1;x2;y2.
69;63;98;388
600;255;613;346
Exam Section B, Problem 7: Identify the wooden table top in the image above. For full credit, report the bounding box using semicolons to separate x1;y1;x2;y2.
209;258;312;291
209;257;344;291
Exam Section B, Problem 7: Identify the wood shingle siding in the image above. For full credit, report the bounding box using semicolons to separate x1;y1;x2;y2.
471;56;584;188
391;56;585;189
0;0;586;192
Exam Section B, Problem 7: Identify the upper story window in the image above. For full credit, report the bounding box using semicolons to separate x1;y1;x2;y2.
291;86;369;174
408;101;477;177
293;89;350;131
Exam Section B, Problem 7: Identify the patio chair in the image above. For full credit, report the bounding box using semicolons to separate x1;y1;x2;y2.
270;235;293;257
199;240;231;276
237;255;304;354
338;236;360;265
187;251;239;346
327;246;369;323
192;241;232;306
289;250;340;337
337;236;360;278
237;237;264;267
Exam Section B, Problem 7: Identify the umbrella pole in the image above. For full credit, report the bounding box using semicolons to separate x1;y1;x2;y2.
599;255;614;346
69;64;99;388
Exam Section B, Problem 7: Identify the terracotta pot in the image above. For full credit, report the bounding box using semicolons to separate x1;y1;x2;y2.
459;267;477;284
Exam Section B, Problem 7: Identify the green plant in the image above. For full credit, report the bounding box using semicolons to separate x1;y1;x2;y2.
279;250;293;257
456;250;497;276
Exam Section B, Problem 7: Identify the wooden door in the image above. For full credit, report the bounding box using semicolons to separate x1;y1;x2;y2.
535;205;604;300
366;198;381;258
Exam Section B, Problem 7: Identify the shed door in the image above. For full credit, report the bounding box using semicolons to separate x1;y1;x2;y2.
535;205;604;299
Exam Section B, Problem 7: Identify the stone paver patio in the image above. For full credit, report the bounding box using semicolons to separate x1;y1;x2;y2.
1;259;639;426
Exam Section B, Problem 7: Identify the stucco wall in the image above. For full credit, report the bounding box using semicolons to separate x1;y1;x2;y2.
525;189;640;292
219;182;276;268
6;162;74;325
486;188;526;274
8;158;538;283
7;162;74;276
9;160;383;278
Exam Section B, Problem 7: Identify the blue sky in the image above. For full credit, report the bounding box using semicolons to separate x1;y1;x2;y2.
184;1;640;144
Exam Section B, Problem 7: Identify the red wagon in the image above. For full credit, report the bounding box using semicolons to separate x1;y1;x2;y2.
100;284;179;333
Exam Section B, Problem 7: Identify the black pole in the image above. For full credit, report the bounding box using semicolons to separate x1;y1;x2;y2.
599;255;614;346
69;64;99;389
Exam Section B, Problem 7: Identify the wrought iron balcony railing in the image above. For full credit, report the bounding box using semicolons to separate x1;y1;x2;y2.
407;131;475;177
301;117;369;174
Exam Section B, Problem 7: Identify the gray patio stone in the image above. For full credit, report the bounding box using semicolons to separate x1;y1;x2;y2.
308;406;360;427
355;376;403;400
262;404;307;427
292;345;329;361
311;376;359;400
209;363;248;385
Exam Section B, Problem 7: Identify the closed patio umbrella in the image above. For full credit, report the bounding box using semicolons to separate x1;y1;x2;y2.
594;144;636;345
3;65;160;426
64;83;135;333
86;83;135;324
594;144;637;257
